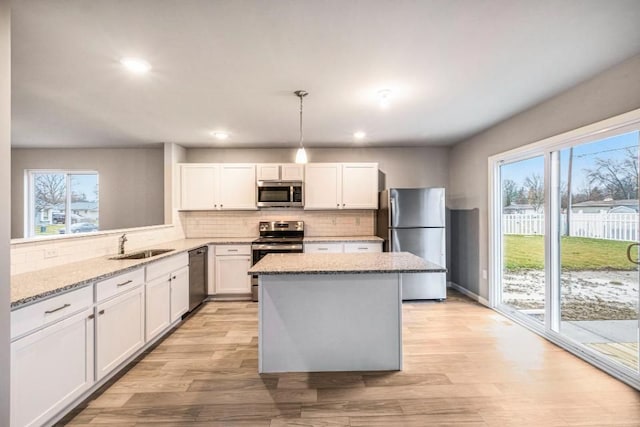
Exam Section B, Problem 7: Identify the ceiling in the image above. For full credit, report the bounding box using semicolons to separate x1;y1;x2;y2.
11;0;640;149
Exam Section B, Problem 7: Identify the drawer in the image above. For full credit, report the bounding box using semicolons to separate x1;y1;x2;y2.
11;285;93;340
96;268;144;302
304;243;344;253
215;245;251;256
146;252;189;281
344;242;382;253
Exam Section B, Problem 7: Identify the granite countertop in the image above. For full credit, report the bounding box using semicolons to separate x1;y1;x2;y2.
11;235;389;309
10;237;256;309
303;236;383;243
248;252;445;275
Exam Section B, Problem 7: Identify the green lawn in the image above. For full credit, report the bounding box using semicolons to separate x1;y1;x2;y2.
34;224;65;235
504;235;636;271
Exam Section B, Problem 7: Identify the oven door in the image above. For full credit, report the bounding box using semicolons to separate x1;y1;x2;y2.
251;244;303;301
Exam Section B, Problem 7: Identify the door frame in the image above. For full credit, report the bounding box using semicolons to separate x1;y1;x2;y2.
488;108;640;390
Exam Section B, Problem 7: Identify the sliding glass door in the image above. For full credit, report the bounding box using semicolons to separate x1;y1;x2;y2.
492;122;640;385
558;132;639;372
499;156;546;324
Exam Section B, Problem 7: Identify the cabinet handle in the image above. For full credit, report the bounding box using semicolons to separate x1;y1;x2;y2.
44;303;70;314
228;249;238;252
172;276;177;280
358;247;368;250
318;248;328;251
117;279;133;287
98;309;105;315
214;204;217;208
220;204;223;208
88;314;95;320
336;204;339;207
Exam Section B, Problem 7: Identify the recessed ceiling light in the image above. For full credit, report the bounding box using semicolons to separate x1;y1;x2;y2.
211;131;230;140
120;57;151;74
353;131;366;140
377;89;392;108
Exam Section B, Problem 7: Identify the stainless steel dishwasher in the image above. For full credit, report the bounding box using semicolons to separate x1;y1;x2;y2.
188;246;207;311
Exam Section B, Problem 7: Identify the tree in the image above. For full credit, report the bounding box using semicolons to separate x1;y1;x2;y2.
502;179;519;207
524;173;544;212
34;174;66;211
585;147;638;200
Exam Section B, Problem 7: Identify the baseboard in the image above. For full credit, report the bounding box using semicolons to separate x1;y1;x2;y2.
208;293;252;302
447;281;490;306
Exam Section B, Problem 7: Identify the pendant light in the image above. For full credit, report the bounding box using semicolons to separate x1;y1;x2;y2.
294;90;309;164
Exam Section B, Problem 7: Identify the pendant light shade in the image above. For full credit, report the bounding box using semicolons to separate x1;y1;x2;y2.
295;147;308;164
294;90;309;164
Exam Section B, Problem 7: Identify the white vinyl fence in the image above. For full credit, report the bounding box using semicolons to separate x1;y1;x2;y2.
503;213;639;242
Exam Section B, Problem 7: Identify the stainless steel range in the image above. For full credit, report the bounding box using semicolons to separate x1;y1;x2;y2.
251;221;304;301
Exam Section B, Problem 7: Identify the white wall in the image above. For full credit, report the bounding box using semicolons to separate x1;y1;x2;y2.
0;0;11;422
186;146;450;189
11;147;165;238
448;53;640;299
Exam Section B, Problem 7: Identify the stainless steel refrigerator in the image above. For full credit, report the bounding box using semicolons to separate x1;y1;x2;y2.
377;188;446;300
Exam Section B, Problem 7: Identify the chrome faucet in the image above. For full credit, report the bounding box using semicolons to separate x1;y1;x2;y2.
118;233;128;255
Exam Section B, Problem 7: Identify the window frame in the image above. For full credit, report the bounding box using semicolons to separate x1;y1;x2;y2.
25;169;99;238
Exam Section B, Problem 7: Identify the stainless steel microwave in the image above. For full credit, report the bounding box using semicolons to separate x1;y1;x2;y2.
256;181;304;208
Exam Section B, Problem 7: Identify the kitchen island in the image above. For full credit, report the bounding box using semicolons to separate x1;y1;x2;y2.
248;252;445;373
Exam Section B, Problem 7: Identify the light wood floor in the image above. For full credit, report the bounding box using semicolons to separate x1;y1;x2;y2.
587;342;639;371
62;291;640;426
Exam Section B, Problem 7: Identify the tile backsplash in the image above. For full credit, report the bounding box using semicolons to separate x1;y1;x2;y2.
181;210;376;238
11;210;376;275
11;225;185;275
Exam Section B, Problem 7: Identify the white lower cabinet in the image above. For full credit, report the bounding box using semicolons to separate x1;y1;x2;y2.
343;242;383;253
95;285;145;381
145;253;190;340
145;275;171;342
304;242;344;253
11;307;94;427
170;266;189;322
305;241;382;254
215;255;252;294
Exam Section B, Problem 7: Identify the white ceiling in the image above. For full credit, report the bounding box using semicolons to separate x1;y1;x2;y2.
11;0;640;148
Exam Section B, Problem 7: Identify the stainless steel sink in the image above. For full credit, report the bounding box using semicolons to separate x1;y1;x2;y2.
110;248;174;260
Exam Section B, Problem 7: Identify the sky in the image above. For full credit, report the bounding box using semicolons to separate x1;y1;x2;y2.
501;130;640;196
70;173;98;202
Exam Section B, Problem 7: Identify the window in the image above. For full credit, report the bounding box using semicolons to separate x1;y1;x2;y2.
26;171;99;237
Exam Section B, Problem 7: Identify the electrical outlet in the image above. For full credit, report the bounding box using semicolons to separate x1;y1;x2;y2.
44;248;58;259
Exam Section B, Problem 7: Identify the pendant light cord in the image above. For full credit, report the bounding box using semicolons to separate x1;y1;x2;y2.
299;93;304;148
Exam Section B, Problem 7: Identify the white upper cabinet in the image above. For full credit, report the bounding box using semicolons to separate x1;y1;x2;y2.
181;162;376;211
257;163;304;182
281;164;304;181
305;163;378;210
180;163;256;210
341;163;379;209
180;164;220;210
256;164;280;181
304;163;342;209
218;164;257;210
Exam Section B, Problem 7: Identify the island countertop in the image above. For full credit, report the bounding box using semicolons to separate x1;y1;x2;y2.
248;252;445;275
